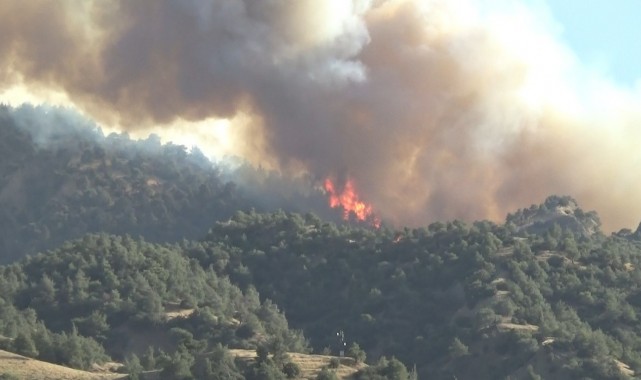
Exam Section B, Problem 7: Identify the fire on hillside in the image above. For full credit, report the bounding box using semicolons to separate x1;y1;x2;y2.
324;178;380;228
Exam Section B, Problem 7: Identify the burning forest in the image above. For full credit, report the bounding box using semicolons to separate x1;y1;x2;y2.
0;0;641;231
324;177;380;227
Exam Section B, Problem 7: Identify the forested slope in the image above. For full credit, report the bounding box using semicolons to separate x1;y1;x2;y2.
182;203;641;379
0;105;244;262
3;106;641;379
0;234;310;379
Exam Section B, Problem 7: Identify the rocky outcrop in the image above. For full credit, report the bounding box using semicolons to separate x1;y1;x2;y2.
506;195;601;237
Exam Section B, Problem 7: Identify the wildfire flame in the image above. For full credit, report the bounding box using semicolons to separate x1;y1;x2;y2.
324;178;380;227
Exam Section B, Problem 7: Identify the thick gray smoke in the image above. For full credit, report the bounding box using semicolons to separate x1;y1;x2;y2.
2;0;641;230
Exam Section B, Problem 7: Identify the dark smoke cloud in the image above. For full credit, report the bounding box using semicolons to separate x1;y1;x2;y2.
2;0;641;230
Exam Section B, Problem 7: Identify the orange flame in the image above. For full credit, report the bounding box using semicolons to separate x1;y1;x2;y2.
324;178;380;227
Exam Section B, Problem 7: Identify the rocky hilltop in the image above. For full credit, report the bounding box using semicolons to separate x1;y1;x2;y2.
506;195;601;236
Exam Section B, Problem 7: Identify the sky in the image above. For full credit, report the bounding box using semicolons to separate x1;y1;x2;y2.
545;0;641;86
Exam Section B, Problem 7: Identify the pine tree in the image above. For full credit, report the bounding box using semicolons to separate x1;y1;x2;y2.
347;342;366;363
449;338;469;358
141;346;156;370
13;332;38;358
124;353;143;380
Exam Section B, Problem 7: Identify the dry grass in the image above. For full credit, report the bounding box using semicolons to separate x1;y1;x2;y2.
163;308;195;321
496;322;539;333
0;346;365;379
0;350;126;380
615;359;635;377
229;349;365;379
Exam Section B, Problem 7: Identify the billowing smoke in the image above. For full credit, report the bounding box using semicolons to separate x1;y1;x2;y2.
2;0;641;230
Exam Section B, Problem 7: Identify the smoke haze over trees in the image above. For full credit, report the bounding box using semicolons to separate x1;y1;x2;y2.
1;0;641;230
0;105;243;261
0;105;345;262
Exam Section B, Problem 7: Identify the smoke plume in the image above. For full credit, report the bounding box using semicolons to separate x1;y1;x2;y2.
2;0;641;230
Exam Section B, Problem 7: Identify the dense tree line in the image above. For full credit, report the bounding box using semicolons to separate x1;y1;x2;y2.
178;202;641;379
0;234;306;377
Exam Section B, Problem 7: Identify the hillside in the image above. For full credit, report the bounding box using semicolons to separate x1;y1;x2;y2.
0;106;345;264
0;347;365;380
186;209;641;379
4;106;641;379
4;206;641;379
0;105;247;262
0;349;124;380
229;349;366;379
